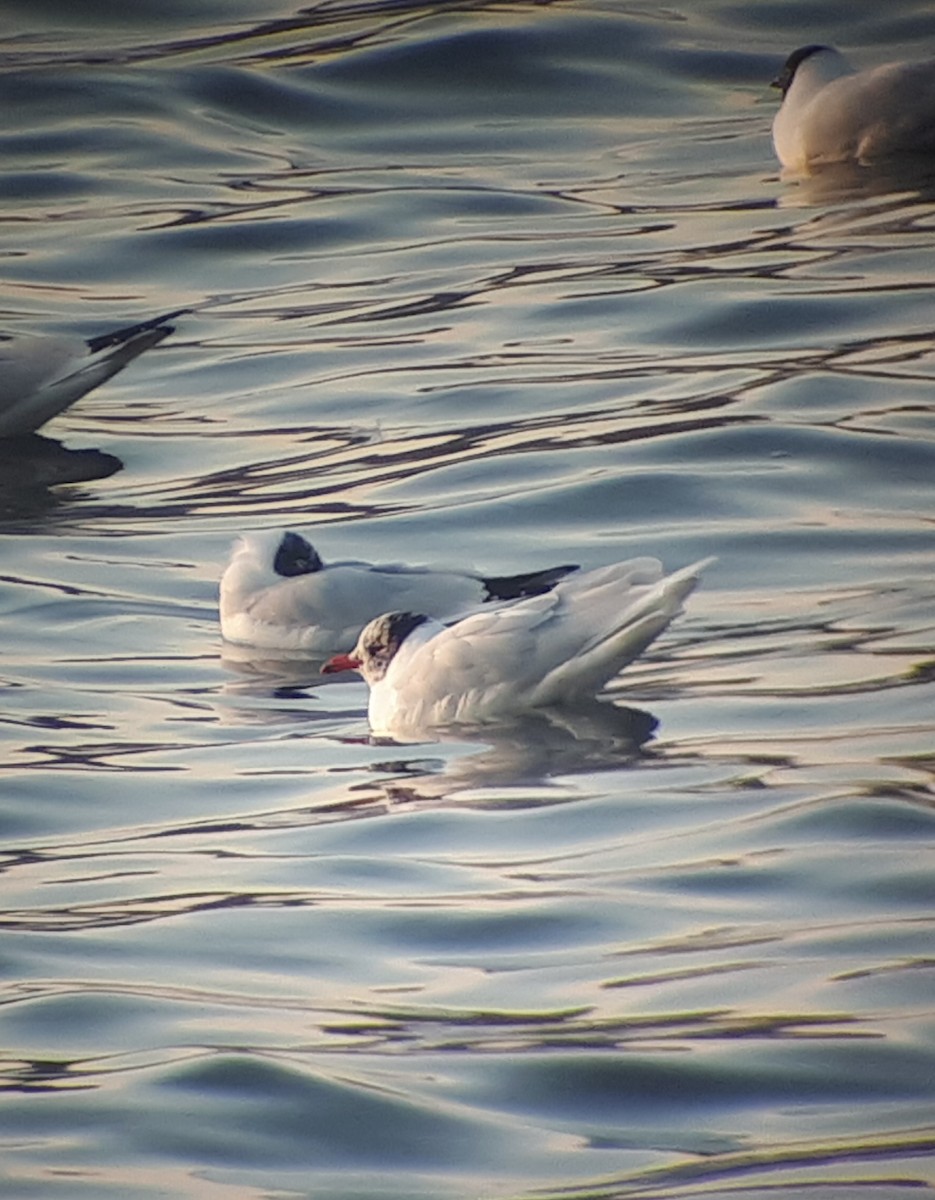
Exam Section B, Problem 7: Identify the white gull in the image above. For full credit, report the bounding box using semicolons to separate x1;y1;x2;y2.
322;556;713;735
771;45;935;173
220;528;578;654
0;310;186;437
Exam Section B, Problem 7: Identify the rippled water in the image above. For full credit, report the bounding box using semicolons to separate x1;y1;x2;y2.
1;2;934;1198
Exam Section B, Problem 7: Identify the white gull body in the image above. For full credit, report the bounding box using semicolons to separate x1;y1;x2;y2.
219;529;578;654
0;310;186;437
322;556;713;735
771;45;935;173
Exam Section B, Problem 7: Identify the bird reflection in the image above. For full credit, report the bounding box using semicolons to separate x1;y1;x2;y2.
0;434;122;517
777;156;935;206
220;638;660;799
221;641;658;798
344;702;660;806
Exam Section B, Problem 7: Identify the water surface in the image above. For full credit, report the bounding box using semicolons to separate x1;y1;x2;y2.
1;2;934;1198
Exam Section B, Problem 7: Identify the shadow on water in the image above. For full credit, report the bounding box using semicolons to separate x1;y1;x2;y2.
0;435;122;520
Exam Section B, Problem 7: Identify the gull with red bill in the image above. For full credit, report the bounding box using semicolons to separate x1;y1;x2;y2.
322;556;713;736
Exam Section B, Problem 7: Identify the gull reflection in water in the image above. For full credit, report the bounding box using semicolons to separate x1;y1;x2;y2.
777;155;935;207
347;701;660;807
220;643;659;804
0;433;122;516
220;641;338;694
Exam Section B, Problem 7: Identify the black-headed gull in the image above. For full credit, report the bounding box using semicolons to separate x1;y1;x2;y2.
0;310;186;438
771;45;935;173
220;529;579;653
322;556;712;734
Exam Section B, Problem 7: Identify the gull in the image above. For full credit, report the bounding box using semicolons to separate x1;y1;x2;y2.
219;529;579;653
322;556;712;735
0;309;186;437
771;45;935;173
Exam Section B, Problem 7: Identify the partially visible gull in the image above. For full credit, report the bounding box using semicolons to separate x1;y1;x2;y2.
771;44;935;173
220;528;579;654
0;309;186;437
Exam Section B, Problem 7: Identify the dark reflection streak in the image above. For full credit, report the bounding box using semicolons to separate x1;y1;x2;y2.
0;714;113;733
33;309;932;527
454;201;935;295
534;188;779;220
0;1048;202;1094
329;290;479;325
0;890;287;933
0;0;536;70
14;742;191;773
465;223;811;289
0;979;322;1014
0;573;88;597
346;410;748;471
247;24;415;68
123;185;713;240
146;195;325;232
317;239;818;330
366;1012;873;1052
546;1129;935;1200
0;882;575;933
0;799;389;878
414;336;935;390
0;998;876;1087
91;408;759;522
240;161;780;221
0;1058;96;1095
0;996;874;1096
0;847;47;876
60;313;933;522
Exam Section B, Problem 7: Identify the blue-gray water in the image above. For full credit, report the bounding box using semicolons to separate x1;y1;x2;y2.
1;2;934;1198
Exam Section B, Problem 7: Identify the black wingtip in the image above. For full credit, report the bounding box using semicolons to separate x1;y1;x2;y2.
85;308;192;354
482;563;579;601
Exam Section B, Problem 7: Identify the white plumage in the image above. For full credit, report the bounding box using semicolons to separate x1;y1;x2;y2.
0;310;186;437
219;529;578;653
771;45;935;173
322;556;713;735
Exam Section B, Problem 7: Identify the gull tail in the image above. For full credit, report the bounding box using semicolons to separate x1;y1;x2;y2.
532;557;715;706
